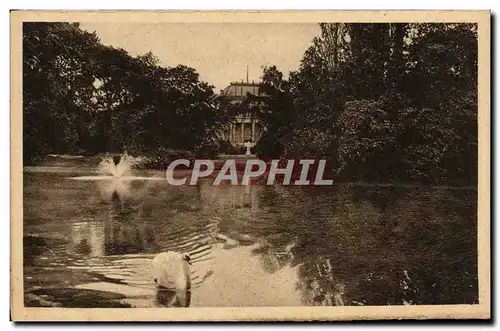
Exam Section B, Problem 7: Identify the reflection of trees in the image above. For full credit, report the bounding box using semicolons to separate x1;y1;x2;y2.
70;221;105;256
68;178;216;302
251;239;296;274
67;175;477;306
289;202;350;306
200;181;265;242
69;178;165;257
69;207;157;257
294;257;346;306
104;216;155;256
389;188;478;304
251;184;478;306
155;288;191;307
200;180;259;213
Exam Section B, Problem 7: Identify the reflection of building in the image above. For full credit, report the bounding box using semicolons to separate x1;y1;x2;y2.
199;180;261;211
219;82;264;148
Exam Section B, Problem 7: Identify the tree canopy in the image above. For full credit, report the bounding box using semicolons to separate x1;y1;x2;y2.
23;22;478;185
23;22;228;164
253;23;477;185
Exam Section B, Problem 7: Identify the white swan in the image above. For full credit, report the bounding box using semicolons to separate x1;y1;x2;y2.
151;251;192;307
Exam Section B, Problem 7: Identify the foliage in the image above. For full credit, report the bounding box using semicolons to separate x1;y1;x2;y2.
23;22;478;184
135;147;195;170
23;23;101;163
251;65;298;158
23;22;228;165
255;23;478;185
337;99;397;181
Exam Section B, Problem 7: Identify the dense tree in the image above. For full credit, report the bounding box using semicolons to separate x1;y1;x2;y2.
23;22;227;165
255;23;477;185
23;23;101;163
23;22;478;184
251;66;298;158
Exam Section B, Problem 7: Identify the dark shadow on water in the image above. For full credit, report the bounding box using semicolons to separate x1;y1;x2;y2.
250;184;479;306
23;234;67;265
155;289;191;308
25;288;132;308
23;169;479;307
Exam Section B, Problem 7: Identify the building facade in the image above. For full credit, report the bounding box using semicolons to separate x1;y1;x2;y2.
219;82;264;148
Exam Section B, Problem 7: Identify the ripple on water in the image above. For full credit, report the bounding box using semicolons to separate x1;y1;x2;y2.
24;168;479;306
69;176;165;181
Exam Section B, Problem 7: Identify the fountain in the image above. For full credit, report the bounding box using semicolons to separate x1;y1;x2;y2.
69;152;163;204
97;152;141;178
70;152;161;182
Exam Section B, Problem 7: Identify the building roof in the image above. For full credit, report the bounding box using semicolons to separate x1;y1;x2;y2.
221;82;262;98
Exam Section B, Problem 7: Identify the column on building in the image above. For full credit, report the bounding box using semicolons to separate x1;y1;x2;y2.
241;122;244;144
251;121;255;142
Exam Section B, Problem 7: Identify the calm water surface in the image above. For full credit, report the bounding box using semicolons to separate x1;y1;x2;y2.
23;165;478;307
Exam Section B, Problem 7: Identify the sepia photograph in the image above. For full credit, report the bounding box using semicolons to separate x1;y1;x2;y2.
10;10;490;321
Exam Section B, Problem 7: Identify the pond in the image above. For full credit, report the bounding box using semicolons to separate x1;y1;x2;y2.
23;161;478;308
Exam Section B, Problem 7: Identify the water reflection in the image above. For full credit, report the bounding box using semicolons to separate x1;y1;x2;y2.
200;180;259;210
64;176;218;307
71;176;163;257
156;288;191;307
252;239;296;274
97;178;134;203
23;168;478;307
70;222;105;257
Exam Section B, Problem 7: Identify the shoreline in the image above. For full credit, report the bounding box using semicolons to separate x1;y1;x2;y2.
22;165;477;190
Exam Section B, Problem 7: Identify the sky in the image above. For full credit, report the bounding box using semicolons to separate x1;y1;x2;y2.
80;23;320;92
